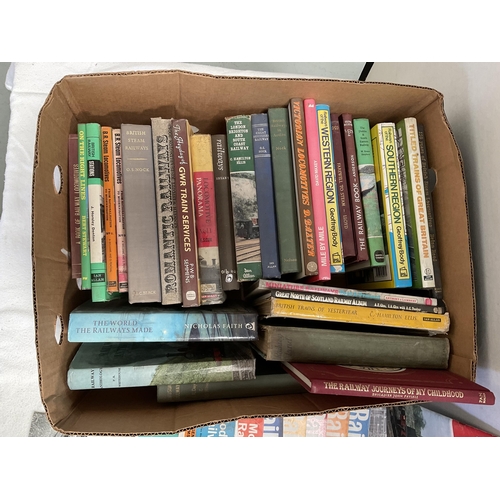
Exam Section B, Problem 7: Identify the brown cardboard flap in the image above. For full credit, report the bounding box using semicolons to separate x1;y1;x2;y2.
32;70;477;435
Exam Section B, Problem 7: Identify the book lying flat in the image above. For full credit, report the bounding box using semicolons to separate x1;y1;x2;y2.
67;299;258;342
281;363;495;405
67;341;256;390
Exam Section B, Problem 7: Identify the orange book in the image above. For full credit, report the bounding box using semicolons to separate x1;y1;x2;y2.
102;126;119;292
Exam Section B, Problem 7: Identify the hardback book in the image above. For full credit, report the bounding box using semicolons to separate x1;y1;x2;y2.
251;113;281;279
190;133;225;305
288;98;318;278
151;117;182;305
172;119;201;307
253;323;450;369
351;118;385;268
101;126;119;293
112;128;128;293
211;135;239;290
225;115;262;282
340;113;369;263
121;123;162;303
396;117;435;290
282;363;496;405
387;404;494;437
67;299;258;342
350;122;412;289
77;124;91;290
267;107;301;275
303;98;330;281
316;104;344;273
68;133;81;280
67;341;256;390
244;278;445;311
86;123;108;302
330;113;356;260
157;357;305;402
418;124;443;299
253;289;450;334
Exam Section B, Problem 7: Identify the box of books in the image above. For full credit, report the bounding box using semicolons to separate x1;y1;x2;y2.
32;70;479;435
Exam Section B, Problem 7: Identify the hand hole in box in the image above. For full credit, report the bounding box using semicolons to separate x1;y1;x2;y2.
53;165;63;194
54;315;63;345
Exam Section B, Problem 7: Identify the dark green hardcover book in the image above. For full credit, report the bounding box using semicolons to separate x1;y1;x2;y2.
352;118;385;267
77;124;91;290
86;123;108;302
268;107;301;275
225;115;262;282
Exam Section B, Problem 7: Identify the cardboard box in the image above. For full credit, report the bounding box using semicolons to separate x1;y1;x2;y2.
32;70;477;435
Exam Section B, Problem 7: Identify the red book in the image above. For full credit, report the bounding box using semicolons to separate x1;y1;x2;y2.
282;363;495;405
330;113;356;259
303;98;330;281
340;113;369;263
236;418;264;437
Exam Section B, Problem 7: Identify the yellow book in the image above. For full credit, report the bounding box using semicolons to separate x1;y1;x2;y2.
317;104;344;273
254;293;450;334
102;126;118;293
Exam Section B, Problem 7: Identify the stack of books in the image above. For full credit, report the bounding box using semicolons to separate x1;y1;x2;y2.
65;98;495;409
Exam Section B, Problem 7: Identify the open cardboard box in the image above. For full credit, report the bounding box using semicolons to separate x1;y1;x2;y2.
33;70;477;435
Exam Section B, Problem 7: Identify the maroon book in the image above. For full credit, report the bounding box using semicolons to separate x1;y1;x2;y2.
172;119;200;307
330;113;356;260
340;113;368;263
282;363;495;405
68;133;81;279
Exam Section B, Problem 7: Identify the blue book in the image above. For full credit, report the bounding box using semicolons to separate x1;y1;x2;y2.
251;113;281;279
263;416;283;437
196;421;236;437
67;299;258;342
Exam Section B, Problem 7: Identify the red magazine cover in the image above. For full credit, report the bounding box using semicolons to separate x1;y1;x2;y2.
282;363;495;405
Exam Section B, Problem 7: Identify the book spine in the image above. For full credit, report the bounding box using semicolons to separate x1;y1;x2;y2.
326;411;350;437
380;123;412;286
396;118;435;289
211;135;239;290
317;104;344;273
268;107;301;275
68;133;81;279
190;133;225;305
112;129;128;293
251;113;281;279
306;415;327;437
86;123;108;302
283;416;307;437
236;418;264;437
247;278;440;306
263;294;450;333
282;364;494;404
256;324;450;368
67;308;258;342
195;422;237;437
353;118;385;267
77;124;91;290
288;98;318;277
102;126;118;293
330;113;356;259
418;124;443;299
263;288;444;314
172;119;201;307
151;117;182;305
341;113;369;263
303;99;330;281
121;123;162;303
225;115;262;282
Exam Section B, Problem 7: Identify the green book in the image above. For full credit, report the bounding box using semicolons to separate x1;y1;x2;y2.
225;115;262;282
77;124;91;290
352;118;385;267
67;341;256;389
86;123;108;302
268;108;301;275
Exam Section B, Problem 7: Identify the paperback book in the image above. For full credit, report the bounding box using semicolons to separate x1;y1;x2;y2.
67;299;258;342
67;341;256;390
